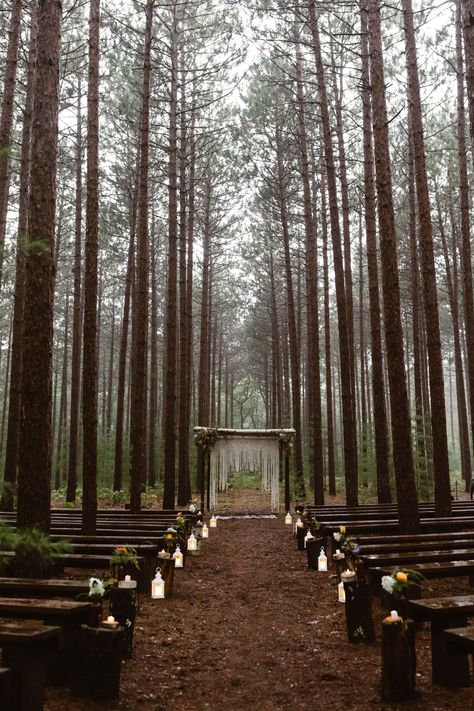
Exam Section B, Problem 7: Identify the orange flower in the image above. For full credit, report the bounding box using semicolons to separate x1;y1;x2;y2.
115;547;127;554
166;533;173;540
395;571;408;583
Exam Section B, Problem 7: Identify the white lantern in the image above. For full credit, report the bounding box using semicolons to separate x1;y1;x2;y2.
318;547;328;572
151;568;165;599
210;515;217;528
285;512;292;525
173;545;183;569
294;517;303;534
202;523;209;539
338;581;346;603
304;529;315;548
187;532;197;552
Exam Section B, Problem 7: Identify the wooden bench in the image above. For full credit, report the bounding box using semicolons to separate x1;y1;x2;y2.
0;577;90;598
444;625;474;686
0;623;60;710
0;551;148;591
0;597;94;687
407;595;474;687
370;561;474;590
361;548;474;568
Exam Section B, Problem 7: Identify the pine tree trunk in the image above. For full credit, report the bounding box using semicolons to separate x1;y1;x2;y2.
147;225;158;488
367;0;420;533
55;294;69;489
360;0;391;502
458;0;474;492
276;129;305;498
82;0;100;534
308;2;358;504
66;76;83;503
402;0;451;516
162;6;179;509
129;0;153;513
17;0;62;533
0;0;22;287
294;27;323;503
2;6;38;511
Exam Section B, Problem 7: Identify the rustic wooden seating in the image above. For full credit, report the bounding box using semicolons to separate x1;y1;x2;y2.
407;596;474;687
0;623;60;710
0;577;90;598
361;548;474;568
370;561;474;589
444;625;474;685
0;597;94;687
0;666;11;709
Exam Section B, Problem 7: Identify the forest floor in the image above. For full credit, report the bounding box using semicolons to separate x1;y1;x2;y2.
45;487;474;711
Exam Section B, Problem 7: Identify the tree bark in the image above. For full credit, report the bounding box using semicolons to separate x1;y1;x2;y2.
2;5;38;511
129;0;153;513
308;1;358;504
367;0;419;533
402;0;451;516
17;0;62;533
82;0;100;534
0;0;22;286
360;0;391;502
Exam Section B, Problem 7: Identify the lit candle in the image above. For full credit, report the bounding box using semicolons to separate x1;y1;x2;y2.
390;610;399;621
336;549;341;556
101;615;119;629
124;575;131;583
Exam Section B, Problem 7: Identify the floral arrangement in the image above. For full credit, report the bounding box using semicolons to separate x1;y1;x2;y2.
86;576;113;602
333;525;360;554
164;527;178;552
175;513;186;530
110;545;140;570
194;427;219;450
381;568;424;598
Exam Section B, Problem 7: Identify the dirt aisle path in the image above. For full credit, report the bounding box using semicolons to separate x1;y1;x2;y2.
47;510;473;711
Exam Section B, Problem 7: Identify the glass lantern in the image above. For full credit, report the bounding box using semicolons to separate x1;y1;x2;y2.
285;512;292;525
202;523;209;539
210;515;217;528
317;547;328;572
187;532;197;552
151;568;165;599
173;545;184;569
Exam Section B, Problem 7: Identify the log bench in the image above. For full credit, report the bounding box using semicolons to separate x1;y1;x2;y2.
407;596;474;687
0;551;148;591
369;561;474;591
361;548;474;568
0;623;60;710
0;577;90;598
358;530;474;548
444;626;474;686
0;597;93;687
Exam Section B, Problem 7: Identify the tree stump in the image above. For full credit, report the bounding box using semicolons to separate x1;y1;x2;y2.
306;538;324;569
381;619;416;701
296;526;306;551
109;587;137;659
344;578;375;643
71;625;124;700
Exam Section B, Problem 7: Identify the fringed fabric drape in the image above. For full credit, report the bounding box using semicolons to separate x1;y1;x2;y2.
209;436;280;511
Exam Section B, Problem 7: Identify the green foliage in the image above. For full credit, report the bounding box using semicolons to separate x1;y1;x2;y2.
110;545;140;570
13;528;72;577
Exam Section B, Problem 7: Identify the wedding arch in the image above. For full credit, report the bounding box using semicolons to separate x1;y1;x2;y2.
193;427;295;512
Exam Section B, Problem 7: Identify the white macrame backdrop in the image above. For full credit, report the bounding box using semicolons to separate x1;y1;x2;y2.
209;437;280;512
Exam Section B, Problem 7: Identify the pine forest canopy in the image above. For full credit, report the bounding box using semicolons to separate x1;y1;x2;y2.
0;0;472;534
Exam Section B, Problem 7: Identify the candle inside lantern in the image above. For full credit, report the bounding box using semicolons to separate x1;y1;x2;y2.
285;512;292;525
390;610;399;621
210;515;217;528
338;581;346;603
202;523;209;539
318;547;328;572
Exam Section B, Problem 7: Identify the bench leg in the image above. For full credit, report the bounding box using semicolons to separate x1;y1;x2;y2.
2;644;48;711
431;616;470;687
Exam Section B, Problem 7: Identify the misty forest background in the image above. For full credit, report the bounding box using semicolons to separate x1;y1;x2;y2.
0;0;474;533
